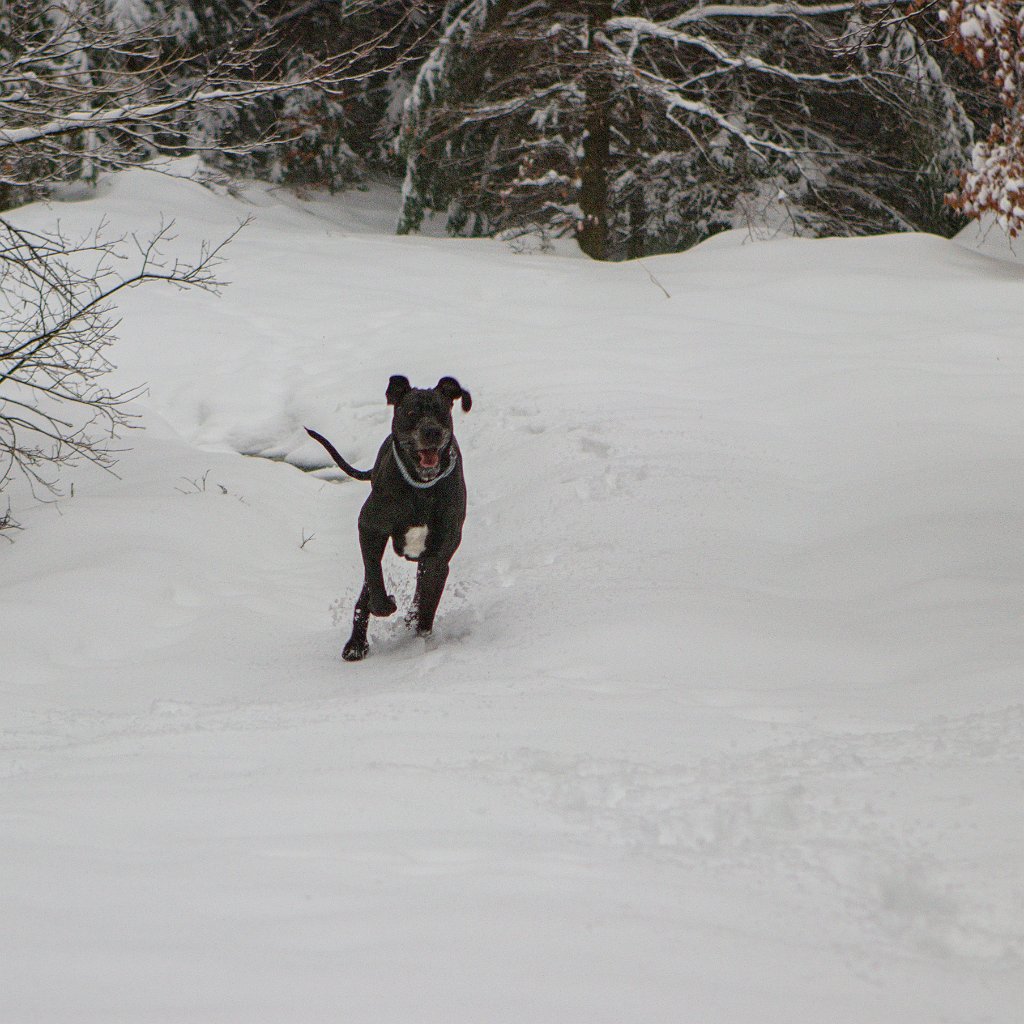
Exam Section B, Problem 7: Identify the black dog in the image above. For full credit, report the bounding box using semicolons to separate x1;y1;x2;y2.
306;375;472;661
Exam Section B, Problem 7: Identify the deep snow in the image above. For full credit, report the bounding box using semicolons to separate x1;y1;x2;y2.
2;167;1023;1023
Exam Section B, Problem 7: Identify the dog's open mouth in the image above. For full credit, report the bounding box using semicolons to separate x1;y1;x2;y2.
417;448;440;470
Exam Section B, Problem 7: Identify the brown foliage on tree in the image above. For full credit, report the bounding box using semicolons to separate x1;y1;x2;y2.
940;0;1024;234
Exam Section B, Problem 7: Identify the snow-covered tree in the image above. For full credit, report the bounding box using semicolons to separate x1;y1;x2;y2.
939;0;1024;234
0;0;402;209
192;1;425;191
397;1;977;258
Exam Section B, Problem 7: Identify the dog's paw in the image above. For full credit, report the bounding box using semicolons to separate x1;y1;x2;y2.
342;638;369;661
369;592;398;617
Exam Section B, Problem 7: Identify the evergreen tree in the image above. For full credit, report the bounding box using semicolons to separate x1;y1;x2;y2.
396;1;979;258
0;0;407;210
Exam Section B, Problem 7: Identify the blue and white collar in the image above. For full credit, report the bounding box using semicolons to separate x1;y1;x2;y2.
391;439;458;489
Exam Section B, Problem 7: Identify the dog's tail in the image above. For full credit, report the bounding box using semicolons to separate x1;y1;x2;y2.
304;428;373;481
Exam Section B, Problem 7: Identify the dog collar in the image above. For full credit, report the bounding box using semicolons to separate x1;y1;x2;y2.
391;439;458;489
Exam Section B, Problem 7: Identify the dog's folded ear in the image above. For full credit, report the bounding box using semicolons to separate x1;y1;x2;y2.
386;375;412;406
436;376;472;412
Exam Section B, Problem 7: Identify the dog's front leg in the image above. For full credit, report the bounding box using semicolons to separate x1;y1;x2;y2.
356;508;398;617
343;583;373;662
344;526;396;661
412;556;450;637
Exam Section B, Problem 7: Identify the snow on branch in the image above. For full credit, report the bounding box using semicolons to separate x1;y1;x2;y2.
443;82;582;130
0;1;412;197
667;0;913;26
0;75;367;152
603;17;860;85
398;0;507;232
600;38;799;160
403;0;502;119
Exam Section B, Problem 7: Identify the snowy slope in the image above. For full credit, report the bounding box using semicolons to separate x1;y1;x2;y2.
2;168;1023;1023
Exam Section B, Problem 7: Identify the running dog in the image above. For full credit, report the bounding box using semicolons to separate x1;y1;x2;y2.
306;374;471;661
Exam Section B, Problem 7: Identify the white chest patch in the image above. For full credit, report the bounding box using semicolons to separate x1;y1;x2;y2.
403;525;428;559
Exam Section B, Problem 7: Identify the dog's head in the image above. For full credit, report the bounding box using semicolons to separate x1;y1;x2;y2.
387;375;472;482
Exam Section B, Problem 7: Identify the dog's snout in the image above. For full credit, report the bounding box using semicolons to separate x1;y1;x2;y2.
421;424;444;446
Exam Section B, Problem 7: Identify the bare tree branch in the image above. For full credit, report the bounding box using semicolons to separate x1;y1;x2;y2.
0;216;246;501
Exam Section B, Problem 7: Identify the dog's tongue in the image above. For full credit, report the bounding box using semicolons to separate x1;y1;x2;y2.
417;449;440;469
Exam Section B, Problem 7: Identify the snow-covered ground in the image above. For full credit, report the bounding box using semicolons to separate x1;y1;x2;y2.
2;167;1023;1023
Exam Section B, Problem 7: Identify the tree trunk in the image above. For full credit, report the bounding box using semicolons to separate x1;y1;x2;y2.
626;98;646;260
577;0;612;260
627;188;645;260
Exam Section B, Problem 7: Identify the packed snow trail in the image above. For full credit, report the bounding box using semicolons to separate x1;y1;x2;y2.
2;168;1022;1022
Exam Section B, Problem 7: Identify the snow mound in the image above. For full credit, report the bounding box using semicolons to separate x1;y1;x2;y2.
954;211;1024;262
